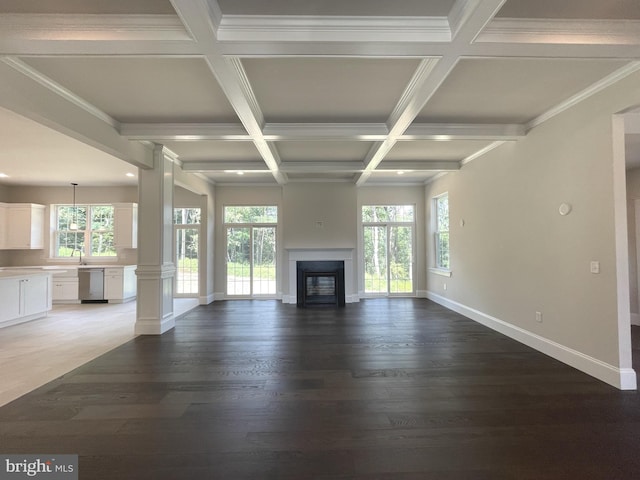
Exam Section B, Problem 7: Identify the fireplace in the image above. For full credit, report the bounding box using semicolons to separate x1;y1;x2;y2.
296;260;345;307
286;248;355;305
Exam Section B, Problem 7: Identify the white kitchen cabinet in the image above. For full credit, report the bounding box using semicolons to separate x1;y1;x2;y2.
104;265;137;303
0;277;21;323
0;203;6;248
0;272;52;328
114;203;138;249
52;271;79;304
5;203;45;250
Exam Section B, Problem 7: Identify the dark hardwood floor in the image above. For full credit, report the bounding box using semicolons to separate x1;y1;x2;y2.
2;299;640;479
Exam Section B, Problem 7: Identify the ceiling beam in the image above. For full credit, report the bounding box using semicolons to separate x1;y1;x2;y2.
263;123;389;141
217;15;451;43
478;18;640;45
0;57;153;169
170;0;287;184
280;161;364;173
181;161;267;172
377;161;461;171
121;123;250;141
355;0;510;186
402;123;525;140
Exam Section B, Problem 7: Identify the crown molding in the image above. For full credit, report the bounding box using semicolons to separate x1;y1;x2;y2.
527;61;640;131
479;18;640;45
217;15;451;43
1;56;119;128
0;14;190;42
461;141;506;165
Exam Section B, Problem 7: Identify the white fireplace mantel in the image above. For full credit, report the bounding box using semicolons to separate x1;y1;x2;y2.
284;248;358;304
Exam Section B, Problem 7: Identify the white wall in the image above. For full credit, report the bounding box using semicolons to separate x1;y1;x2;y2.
425;70;640;388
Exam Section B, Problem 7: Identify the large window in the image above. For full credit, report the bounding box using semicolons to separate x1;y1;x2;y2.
174;208;200;297
362;205;414;295
434;193;450;270
54;204;115;258
224;206;277;297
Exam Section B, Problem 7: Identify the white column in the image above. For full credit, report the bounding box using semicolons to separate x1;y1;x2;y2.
135;145;176;335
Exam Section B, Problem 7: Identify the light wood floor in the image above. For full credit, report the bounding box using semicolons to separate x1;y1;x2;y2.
0;299;199;407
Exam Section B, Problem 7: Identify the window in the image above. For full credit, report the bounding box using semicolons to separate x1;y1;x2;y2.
434;194;450;270
174;208;201;296
224;206;277;297
362;205;414;295
54;204;115;258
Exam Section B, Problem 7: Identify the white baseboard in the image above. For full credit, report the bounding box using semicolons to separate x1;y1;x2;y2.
134;315;175;335
631;312;640;326
213;292;226;301
426;291;637;391
199;293;215;305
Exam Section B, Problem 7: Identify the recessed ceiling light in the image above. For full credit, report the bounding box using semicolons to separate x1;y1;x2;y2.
126;172;135;177
0;173;8;178
237;171;245;175
397;171;405;175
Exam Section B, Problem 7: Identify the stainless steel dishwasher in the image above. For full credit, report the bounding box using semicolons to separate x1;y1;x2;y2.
78;268;106;303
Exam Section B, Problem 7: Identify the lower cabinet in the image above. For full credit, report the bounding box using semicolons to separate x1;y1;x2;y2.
104;266;136;303
0;273;52;328
52;275;80;304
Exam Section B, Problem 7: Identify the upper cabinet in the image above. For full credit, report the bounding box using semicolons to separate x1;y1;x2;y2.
114;203;138;249
1;203;45;250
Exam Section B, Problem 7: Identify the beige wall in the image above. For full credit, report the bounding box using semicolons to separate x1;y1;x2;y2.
282;183;357;249
425;70;640;371
1;186;138;266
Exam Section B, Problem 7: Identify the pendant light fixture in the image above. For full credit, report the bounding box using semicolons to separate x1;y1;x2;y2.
70;182;78;231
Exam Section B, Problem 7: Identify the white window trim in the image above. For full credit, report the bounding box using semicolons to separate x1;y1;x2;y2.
51;203;116;261
433;192;450;272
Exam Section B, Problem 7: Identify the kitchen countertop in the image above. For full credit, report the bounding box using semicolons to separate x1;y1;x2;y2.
0;269;59;279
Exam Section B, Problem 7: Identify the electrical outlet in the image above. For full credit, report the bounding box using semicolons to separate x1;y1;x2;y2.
535;311;543;323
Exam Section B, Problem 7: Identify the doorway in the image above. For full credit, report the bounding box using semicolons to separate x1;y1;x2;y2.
224;206;277;297
362;205;414;296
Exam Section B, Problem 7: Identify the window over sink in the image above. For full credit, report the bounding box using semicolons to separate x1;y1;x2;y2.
53;204;115;258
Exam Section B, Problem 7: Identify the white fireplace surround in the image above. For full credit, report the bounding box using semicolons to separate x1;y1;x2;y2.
284;248;358;304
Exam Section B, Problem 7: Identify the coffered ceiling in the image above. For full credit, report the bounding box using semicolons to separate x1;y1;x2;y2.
0;0;639;187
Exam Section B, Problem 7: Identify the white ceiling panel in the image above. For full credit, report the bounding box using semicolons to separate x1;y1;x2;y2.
416;58;629;124
243;58;421;123
276;141;373;162
21;57;239;123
